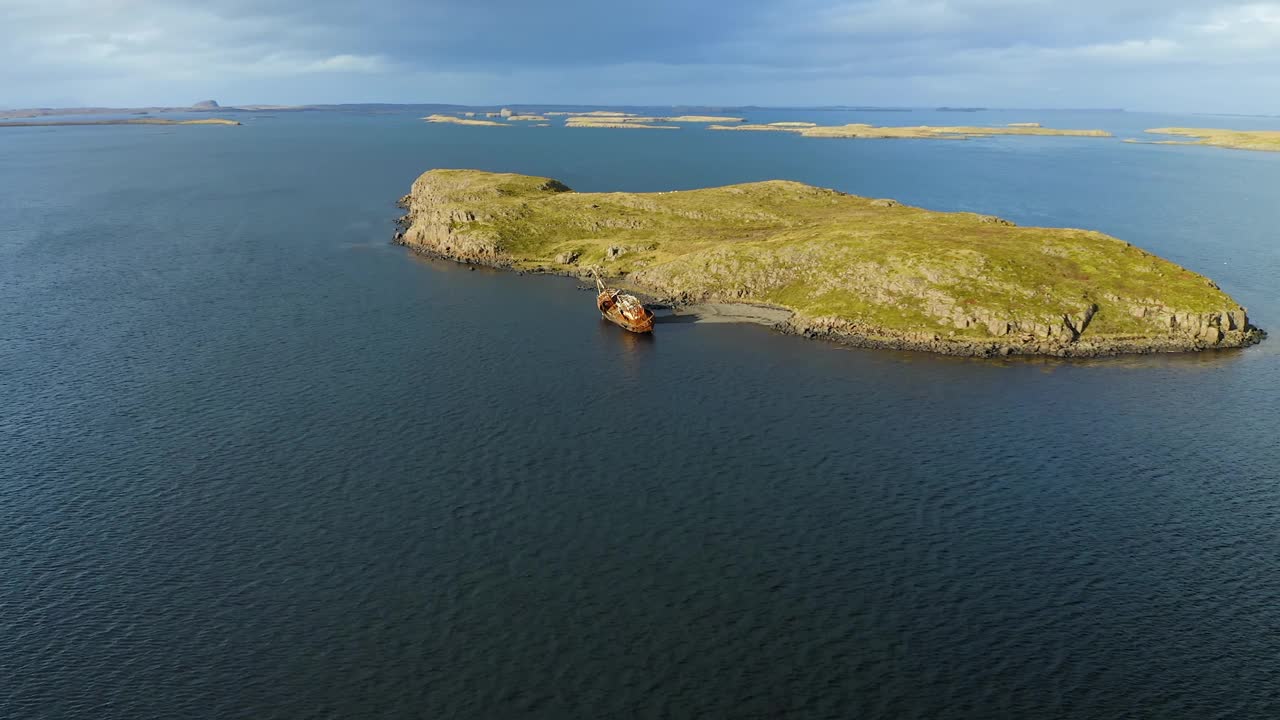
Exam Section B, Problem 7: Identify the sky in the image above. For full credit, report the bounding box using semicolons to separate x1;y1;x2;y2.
2;0;1278;113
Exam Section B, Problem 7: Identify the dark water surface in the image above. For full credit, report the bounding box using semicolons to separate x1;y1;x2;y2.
3;110;1279;719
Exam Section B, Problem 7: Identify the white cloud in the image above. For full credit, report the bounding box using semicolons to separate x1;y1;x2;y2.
241;52;392;76
0;0;1277;112
1195;3;1280;49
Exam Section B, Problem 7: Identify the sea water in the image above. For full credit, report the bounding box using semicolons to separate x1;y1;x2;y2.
2;108;1279;718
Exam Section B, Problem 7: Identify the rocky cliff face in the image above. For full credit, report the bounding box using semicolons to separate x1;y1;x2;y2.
783;307;1254;358
395;169;1263;358
397;172;571;264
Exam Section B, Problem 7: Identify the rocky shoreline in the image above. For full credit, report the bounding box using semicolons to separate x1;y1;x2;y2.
779;316;1263;358
391;226;1265;359
392;172;1265;359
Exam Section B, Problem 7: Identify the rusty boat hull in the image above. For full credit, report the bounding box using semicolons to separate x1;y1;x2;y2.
597;291;655;333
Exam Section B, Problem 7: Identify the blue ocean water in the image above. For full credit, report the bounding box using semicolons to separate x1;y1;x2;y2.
2;109;1279;719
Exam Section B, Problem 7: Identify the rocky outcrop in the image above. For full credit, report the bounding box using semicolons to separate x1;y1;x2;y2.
978;214;1016;226
397;172;570;265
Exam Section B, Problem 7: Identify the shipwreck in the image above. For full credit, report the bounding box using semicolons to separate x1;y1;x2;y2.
595;272;654;333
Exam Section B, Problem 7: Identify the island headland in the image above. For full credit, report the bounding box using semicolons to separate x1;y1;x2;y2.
1131;128;1280;152
394;170;1262;358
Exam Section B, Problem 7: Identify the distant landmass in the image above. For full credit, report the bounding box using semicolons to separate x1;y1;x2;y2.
0;118;240;128
709;122;1111;139
0;102;1133;122
0;101;474;120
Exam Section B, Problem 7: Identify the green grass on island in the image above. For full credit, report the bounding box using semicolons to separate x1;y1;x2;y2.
423;114;508;126
1136;128;1280;152
398;170;1259;356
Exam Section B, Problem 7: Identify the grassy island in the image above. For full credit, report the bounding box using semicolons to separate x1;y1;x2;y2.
552;111;744;119
662;115;745;123
0;117;241;128
395;170;1261;357
421;112;739;129
709;123;1111;140
423;114;508;126
565;114;742;126
1139;128;1280;152
564;115;661;125
565;119;679;129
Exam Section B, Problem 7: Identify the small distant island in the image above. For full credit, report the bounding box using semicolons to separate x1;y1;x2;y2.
423;114;508;126
566;114;743;127
423;109;745;129
552;111;744;122
564;116;680;129
709;122;1112;140
414;111;1111;142
1130;128;1280;152
394;170;1262;358
0;118;240;128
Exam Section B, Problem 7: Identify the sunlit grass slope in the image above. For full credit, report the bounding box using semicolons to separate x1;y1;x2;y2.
399;170;1259;354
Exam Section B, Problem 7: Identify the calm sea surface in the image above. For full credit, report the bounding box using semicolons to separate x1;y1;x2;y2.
2;109;1279;719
